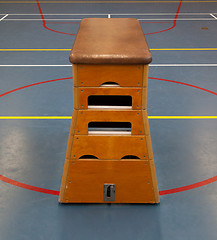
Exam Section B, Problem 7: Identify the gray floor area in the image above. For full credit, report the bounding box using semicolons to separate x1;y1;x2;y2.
0;1;217;240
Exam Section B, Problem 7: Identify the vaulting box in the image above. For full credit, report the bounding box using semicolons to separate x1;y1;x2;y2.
59;18;159;203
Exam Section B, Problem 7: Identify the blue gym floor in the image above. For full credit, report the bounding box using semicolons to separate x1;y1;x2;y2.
0;0;217;239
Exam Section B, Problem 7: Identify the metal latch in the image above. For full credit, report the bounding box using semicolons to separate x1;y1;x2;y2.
104;184;115;201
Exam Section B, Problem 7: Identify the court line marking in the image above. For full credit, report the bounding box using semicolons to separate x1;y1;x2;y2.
1;13;217;15
139;18;214;20
0;116;217;120
151;48;217;50
1;77;217;196
1;1;217;3
151;64;217;66
149;116;217;119
36;0;76;36
0;174;217;196
0;14;8;21
35;0;182;35
210;13;217;19
0;49;72;51
0;65;72;66
0;64;217;67
1;48;217;51
3;18;216;21
4;19;82;21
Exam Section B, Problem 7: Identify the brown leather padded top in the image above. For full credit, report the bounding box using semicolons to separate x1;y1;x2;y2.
69;18;152;65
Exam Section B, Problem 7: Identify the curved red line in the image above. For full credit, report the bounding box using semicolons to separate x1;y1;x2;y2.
0;175;60;195
36;0;77;36
36;0;182;36
143;0;183;35
159;176;217;195
0;76;217;196
0;77;72;99
149;77;217;96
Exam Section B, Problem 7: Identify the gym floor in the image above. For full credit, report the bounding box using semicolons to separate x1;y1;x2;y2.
0;0;217;239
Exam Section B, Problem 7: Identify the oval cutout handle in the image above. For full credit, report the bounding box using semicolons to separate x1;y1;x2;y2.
100;82;120;87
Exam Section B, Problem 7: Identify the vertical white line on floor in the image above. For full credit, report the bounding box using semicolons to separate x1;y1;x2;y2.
210;14;217;20
0;14;9;21
108;14;111;18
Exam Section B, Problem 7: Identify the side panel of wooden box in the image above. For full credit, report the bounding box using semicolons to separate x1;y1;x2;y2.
73;64;144;87
73;109;150;135
74;87;145;110
59;160;159;203
70;135;151;160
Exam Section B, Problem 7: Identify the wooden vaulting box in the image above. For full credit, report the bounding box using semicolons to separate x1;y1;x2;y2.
59;18;159;203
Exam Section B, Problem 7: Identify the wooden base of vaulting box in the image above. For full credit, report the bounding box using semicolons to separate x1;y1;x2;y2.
59;160;159;203
59;18;160;204
59;126;159;203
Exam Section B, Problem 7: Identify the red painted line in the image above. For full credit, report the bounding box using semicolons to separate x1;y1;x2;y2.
0;175;60;195
0;76;217;196
149;77;217;96
143;0;183;35
36;0;77;36
0;77;72;99
159;176;217;195
36;0;182;36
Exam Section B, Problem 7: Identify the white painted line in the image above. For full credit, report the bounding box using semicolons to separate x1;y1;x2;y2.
138;18;215;21
0;14;8;21
210;14;217;19
0;65;71;67
1;13;108;16
4;19;82;21
111;12;217;15
0;64;217;67
1;13;217;15
150;64;217;67
108;14;111;18
4;18;216;21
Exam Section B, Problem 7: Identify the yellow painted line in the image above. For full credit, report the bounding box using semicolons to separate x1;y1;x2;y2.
0;49;71;51
151;48;217;51
1;116;217;120
1;48;217;51
1;1;217;3
149;116;217;119
0;116;72;119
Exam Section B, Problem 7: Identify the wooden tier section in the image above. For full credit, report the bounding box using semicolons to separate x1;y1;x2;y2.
59;18;159;203
59;160;159;203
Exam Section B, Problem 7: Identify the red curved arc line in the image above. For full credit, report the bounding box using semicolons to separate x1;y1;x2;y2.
36;0;77;36
1;173;217;196
0;76;217;196
144;0;183;35
0;175;60;195
36;0;182;36
149;77;217;96
0;77;72;99
159;176;217;195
